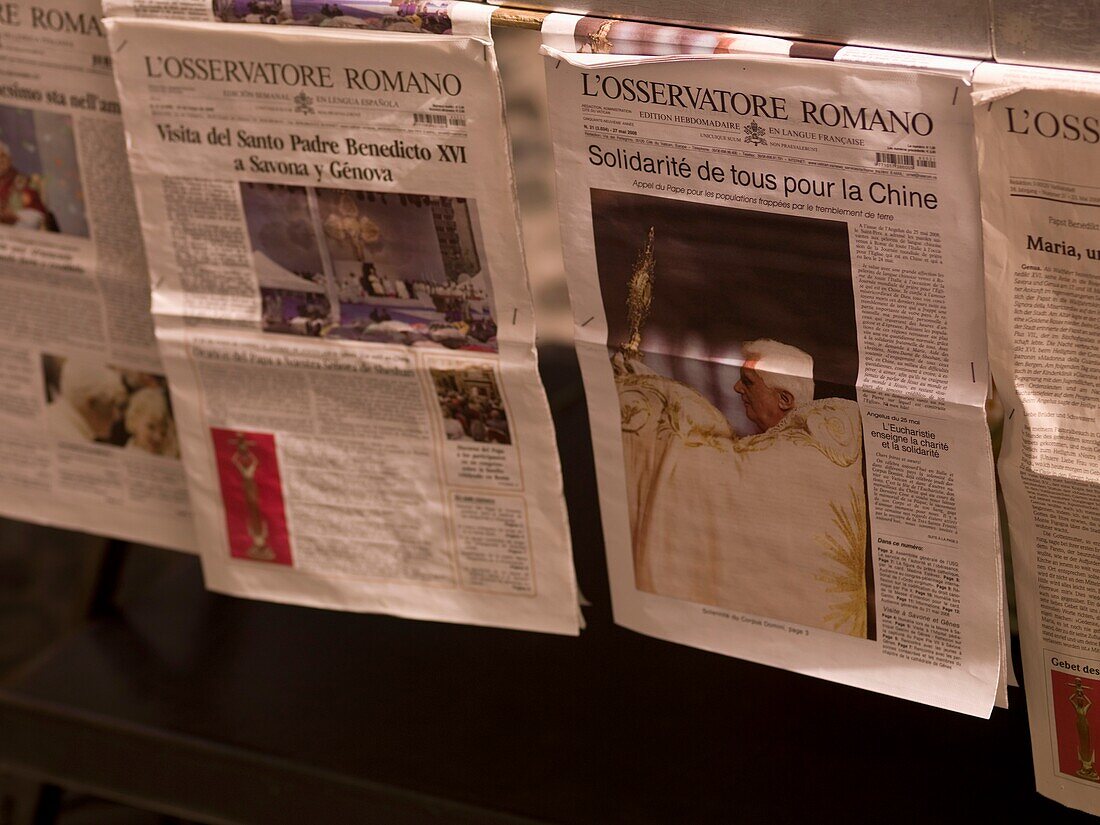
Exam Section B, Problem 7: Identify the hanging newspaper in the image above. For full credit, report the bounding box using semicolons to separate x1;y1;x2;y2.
539;12;984;72
544;48;1005;713
974;63;1100;813
0;0;193;549
102;6;580;632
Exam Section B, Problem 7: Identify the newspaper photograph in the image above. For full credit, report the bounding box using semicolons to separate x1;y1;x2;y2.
545;48;1004;713
105;0;470;28
0;0;193;549
974;63;1100;813
103;8;579;632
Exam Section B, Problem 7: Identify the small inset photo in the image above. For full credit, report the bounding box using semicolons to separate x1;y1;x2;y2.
211;428;292;565
1051;669;1100;783
431;365;511;445
212;0;290;24
0;104;87;237
41;354;179;457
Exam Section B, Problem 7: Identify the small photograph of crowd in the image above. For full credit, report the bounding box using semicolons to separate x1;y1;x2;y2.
431;365;511;445
212;0;289;23
241;183;497;352
212;0;454;32
0;104;87;237
41;354;179;458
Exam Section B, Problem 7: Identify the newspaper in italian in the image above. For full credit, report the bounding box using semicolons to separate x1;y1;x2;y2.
974;62;1100;813
545;48;1005;713
102;8;580;632
0;0;194;549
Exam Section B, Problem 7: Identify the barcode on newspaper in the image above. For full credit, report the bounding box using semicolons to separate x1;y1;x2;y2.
413;113;466;127
875;151;936;169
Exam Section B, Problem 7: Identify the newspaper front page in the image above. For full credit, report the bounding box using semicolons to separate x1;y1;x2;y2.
545;49;1004;713
0;0;193;548
974;63;1100;812
103;10;580;632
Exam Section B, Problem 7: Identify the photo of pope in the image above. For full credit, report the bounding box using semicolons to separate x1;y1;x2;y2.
617;337;868;638
0;140;55;232
0;104;88;237
41;354;180;458
598;199;872;639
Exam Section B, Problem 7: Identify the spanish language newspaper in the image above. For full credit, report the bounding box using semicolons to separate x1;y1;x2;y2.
102;4;580;632
544;47;1006;713
0;0;193;549
974;62;1100;812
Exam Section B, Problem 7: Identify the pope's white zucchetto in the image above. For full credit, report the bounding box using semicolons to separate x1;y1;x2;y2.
742;338;815;407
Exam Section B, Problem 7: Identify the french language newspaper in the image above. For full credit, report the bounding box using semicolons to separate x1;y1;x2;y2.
974;62;1100;813
0;0;193;549
102;4;580;632
544;47;1006;713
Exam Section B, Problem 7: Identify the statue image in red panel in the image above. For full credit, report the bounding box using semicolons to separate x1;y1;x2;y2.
1052;669;1100;784
211;427;292;565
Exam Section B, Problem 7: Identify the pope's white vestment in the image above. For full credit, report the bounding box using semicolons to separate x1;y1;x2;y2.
616;361;868;637
45;398;95;443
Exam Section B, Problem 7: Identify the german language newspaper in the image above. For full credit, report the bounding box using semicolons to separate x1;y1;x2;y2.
0;0;194;549
544;47;1006;712
102;5;580;632
974;62;1100;812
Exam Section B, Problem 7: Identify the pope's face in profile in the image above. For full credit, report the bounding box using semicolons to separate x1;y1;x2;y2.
734;362;792;433
85;390;125;440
